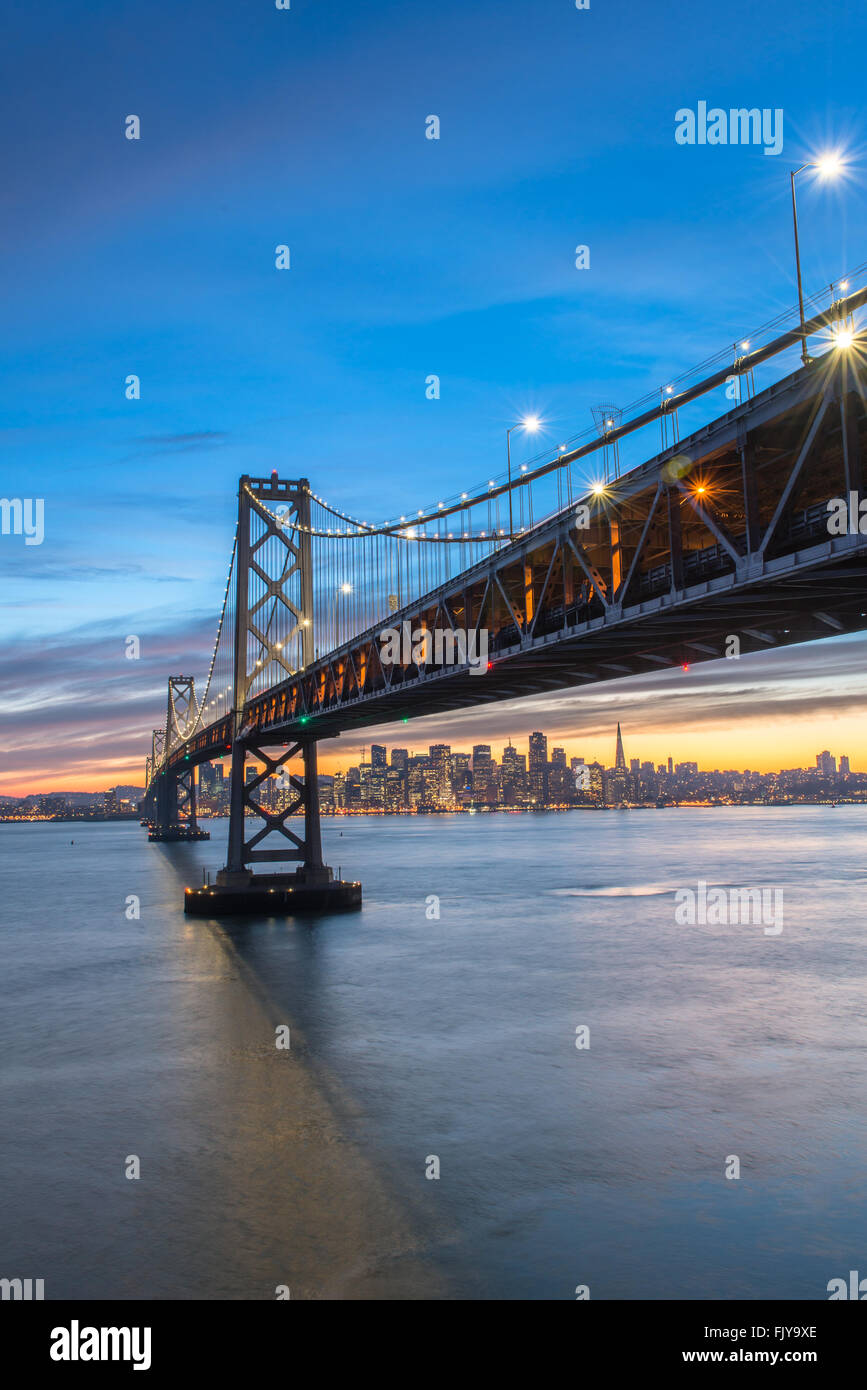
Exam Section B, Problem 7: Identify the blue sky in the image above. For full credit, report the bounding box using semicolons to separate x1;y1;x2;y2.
2;0;866;788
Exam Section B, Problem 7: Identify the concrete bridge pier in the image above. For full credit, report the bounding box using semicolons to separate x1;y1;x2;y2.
184;735;360;916
148;765;210;843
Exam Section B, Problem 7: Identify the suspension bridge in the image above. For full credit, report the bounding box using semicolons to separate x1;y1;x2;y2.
140;282;867;916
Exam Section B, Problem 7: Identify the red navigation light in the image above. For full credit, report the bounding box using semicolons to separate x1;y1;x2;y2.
487;661;493;670
682;663;690;672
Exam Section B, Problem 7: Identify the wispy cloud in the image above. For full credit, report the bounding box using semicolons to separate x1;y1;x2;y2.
0;559;192;583
133;431;229;449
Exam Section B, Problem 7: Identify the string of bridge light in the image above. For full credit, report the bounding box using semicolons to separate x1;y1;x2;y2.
158;530;239;761
244;485;519;544
305;489;513;538
197;527;239;728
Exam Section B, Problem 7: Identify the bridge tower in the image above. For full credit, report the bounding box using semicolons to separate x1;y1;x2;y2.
147;679;210;842
185;473;360;915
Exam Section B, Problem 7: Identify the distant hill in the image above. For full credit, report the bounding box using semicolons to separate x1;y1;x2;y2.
1;787;144;807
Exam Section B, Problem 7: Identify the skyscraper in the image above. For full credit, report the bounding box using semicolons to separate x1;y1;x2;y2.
548;748;573;803
472;745;497;805
385;767;406;810
429;744;453;807
528;731;548;805
450;753;471;797
407;754;430;808
500;743;528;806
608;724;628;804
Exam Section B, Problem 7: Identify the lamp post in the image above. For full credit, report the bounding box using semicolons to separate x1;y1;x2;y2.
506;416;541;539
789;154;842;366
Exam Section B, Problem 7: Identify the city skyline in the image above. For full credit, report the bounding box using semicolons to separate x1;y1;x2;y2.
317;729;858;781
3;723;860;815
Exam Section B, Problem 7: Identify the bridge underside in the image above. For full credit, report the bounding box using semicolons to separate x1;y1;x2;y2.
217;354;865;742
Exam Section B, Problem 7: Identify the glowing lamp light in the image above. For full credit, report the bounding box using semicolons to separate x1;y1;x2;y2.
816;153;843;178
591;482;606;496
682;663;690;672
522;415;541;431
834;328;854;349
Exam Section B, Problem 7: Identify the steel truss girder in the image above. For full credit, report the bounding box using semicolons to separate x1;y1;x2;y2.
226;736;323;870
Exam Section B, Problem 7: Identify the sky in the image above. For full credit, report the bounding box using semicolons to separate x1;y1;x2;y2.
2;0;866;793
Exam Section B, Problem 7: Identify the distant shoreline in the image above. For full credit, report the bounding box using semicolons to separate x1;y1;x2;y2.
3;800;865;825
0;812;141;824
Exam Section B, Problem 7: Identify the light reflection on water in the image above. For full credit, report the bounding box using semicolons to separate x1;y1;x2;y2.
1;805;865;1299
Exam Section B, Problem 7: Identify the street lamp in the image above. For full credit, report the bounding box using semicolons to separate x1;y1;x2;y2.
506;416;541;539
789;154;843;366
